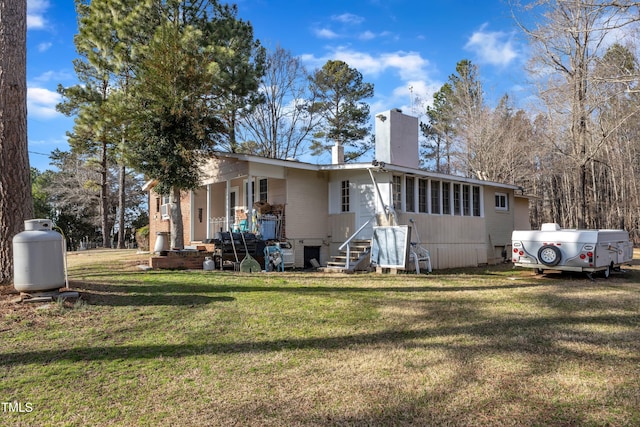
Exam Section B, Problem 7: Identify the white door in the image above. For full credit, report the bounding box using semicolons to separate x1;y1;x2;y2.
355;179;376;239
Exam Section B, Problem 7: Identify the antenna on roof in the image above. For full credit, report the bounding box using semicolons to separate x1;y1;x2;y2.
409;85;414;114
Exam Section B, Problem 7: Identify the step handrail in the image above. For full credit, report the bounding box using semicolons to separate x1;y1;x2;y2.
338;215;376;269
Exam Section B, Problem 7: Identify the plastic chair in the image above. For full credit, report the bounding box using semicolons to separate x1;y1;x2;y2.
410;243;432;274
233;219;248;232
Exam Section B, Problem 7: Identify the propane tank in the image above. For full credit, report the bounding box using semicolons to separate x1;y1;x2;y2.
203;256;215;271
12;219;65;292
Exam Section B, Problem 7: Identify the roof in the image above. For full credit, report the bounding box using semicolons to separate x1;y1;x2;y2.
143;152;525;193
211;151;524;192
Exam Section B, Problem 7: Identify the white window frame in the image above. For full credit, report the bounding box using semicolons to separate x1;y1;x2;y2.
495;192;509;211
160;195;171;220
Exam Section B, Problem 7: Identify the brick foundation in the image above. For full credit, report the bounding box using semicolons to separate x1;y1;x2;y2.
149;250;214;270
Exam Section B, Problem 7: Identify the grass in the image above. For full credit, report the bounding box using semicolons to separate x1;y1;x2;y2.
1;249;640;426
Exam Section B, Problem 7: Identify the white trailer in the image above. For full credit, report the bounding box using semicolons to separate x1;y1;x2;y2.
512;223;633;277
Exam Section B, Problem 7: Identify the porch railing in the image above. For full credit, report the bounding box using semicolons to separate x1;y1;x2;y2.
338;215;376;269
209;217;230;238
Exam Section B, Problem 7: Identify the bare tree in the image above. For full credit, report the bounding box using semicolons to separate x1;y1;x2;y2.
515;0;640;228
0;0;33;284
238;46;321;159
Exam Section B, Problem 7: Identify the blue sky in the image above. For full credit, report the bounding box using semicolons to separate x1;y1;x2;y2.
26;0;529;170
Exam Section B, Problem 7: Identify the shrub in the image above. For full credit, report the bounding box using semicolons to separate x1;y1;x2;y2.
136;224;150;251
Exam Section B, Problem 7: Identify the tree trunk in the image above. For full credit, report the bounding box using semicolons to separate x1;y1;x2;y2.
100;137;110;247
0;0;33;284
117;164;126;248
170;187;184;250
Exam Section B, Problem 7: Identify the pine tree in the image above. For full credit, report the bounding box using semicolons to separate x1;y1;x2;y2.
128;5;225;249
0;0;33;284
308;60;374;162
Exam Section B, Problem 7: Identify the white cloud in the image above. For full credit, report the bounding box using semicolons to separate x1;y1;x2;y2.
27;0;50;30
29;134;68;148
301;47;441;114
359;31;376;41
27;87;62;119
465;23;519;67
332;13;365;25
30;70;73;84
37;42;52;52
304;47;430;81
314;28;340;39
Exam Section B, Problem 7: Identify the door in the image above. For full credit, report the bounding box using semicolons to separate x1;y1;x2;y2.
355;179;376;239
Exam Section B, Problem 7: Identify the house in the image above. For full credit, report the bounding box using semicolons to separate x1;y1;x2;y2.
147;108;530;270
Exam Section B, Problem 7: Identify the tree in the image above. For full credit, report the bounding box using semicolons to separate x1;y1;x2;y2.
43;149;145;249
422;83;455;173
308;60;374;162
58;0;155;248
31;168;53;219
0;0;33;284
204;3;265;153
238;45;321;159
589;43;640;231
128;4;225;250
446;60;490;178
517;0;640;228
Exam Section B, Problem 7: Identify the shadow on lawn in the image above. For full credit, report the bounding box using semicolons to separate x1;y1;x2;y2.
2;312;638;367
79;290;235;306
71;278;548;297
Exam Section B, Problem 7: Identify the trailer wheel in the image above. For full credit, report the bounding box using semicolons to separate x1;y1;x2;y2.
538;245;561;266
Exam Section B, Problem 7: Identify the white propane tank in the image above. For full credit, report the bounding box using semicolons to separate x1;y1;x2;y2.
203;256;215;271
12;219;65;292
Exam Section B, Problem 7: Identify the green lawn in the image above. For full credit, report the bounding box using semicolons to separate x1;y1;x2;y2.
1;249;639;426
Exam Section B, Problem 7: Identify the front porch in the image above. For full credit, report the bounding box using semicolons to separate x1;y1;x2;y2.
189;175;287;244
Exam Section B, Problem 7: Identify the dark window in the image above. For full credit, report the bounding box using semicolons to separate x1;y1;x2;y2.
406;177;415;212
453;184;461;215
442;182;451;214
259;178;268;201
418;179;428;213
341;180;350;212
430;180;440;214
463;185;470;216
473;186;481;216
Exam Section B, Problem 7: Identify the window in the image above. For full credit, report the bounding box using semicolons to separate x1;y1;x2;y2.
430;180;440;214
259;178;268;202
418;179;428;213
405;177;415;212
473;186;481;216
453;184;461;215
160;195;171;219
341;180;350;212
392;176;402;211
463;185;470;216
495;192;508;211
442;182;451;215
